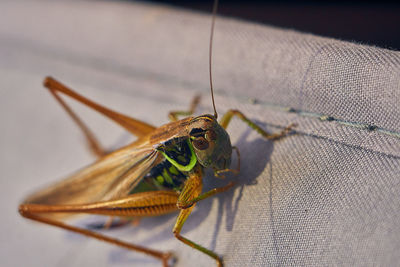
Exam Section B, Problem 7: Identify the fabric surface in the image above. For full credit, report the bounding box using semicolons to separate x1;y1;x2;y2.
1;1;399;266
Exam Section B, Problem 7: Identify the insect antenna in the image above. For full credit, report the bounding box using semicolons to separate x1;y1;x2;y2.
209;0;219;119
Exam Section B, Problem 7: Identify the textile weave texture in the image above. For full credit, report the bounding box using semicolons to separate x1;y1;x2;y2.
1;1;399;266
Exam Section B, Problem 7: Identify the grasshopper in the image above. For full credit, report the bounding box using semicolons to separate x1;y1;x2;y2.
18;1;294;266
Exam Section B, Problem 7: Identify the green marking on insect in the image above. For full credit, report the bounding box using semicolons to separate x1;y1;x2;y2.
169;165;179;175
158;139;197;172
156;175;164;184
162;168;174;184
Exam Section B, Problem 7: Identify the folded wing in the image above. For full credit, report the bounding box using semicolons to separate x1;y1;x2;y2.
23;141;161;210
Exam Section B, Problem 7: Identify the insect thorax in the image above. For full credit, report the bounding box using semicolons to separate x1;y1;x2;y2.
132;137;198;193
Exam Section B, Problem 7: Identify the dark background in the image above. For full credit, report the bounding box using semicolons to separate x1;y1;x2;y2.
142;0;400;50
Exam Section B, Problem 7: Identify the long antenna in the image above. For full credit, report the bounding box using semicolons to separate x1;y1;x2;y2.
209;0;219;119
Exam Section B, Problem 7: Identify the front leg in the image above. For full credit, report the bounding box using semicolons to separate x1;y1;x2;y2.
177;182;234;209
173;166;224;266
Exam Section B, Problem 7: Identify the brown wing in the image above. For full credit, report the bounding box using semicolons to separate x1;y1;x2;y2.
23;140;162;209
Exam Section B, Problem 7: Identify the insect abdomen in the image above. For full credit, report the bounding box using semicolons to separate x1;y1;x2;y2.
145;160;188;191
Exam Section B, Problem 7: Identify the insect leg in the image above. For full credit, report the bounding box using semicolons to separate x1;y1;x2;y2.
19;190;180;267
21;212;173;265
214;146;241;178
168;95;201;121
177;182;234;209
43;77;156;157
172;167;224;266
219;109;295;140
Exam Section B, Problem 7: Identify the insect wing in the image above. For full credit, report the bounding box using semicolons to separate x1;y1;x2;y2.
23;141;161;218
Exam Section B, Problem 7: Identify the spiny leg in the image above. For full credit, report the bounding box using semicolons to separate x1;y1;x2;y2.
45;78;104;157
174;207;224;266
43;77;156;157
219;109;295;140
21;212;173;266
173;166;232;266
169;95;200;121
19;190;180;267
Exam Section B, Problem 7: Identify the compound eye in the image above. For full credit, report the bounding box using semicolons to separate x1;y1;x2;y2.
190;128;206;137
205;129;217;141
192;137;209;150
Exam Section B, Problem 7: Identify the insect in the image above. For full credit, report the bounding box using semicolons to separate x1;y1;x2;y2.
18;1;294;266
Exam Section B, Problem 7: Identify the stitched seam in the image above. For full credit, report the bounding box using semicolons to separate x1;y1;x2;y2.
296;130;400;160
218;92;400;140
287;108;400;139
248;118;400;160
